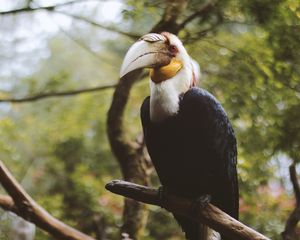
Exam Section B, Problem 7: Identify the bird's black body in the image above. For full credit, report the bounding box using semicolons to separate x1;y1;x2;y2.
141;87;239;240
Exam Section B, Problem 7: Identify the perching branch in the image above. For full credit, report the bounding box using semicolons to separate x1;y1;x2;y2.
282;163;300;240
0;160;95;240
0;83;116;103
106;180;270;240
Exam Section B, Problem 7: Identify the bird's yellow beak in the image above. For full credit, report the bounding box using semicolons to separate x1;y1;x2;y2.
120;33;172;78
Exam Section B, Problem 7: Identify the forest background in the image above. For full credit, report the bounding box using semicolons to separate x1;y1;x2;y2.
0;0;299;239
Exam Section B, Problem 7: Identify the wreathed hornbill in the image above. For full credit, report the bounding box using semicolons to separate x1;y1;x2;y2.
120;32;239;240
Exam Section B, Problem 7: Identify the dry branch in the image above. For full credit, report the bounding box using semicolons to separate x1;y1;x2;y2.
179;0;218;29
0;0;89;15
0;1;139;40
106;180;271;240
54;11;140;40
0;160;95;240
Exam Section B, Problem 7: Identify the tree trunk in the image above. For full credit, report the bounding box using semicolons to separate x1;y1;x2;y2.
282;163;300;240
107;70;150;239
106;1;191;238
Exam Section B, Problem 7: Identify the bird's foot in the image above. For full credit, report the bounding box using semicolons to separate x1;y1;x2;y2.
191;194;211;213
197;194;211;207
158;185;168;202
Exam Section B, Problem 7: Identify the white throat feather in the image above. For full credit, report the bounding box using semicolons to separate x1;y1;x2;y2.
149;63;193;122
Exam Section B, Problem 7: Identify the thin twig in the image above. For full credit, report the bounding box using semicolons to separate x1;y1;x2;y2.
0;1;140;40
182;25;219;44
0;83;116;103
52;17;115;66
106;180;270;240
0;0;93;15
53;11;140;40
179;0;217;29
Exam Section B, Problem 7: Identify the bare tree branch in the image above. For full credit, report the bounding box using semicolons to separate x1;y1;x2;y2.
182;25;219;44
0;1;140;40
282;163;300;240
179;0;218;29
0;0;90;15
53;11;140;40
106;180;271;240
0;160;95;240
279;81;300;93
51;17;114;65
162;0;188;23
151;0;188;34
0;83;116;103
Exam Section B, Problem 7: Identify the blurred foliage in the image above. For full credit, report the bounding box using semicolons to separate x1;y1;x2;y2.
0;0;299;239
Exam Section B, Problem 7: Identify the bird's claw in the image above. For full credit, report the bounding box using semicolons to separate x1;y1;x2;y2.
197;194;211;207
191;194;211;213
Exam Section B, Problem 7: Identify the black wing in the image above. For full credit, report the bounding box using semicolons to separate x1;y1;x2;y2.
180;87;239;219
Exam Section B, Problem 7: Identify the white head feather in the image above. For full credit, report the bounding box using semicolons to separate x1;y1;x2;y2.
150;33;197;122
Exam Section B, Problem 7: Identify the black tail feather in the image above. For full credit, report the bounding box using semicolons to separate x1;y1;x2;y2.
174;215;208;240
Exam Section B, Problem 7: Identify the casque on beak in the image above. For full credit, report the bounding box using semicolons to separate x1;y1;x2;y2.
120;33;172;78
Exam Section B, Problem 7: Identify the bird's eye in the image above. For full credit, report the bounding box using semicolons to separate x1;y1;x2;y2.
169;44;178;54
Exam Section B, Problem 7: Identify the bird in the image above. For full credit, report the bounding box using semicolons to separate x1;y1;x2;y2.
120;32;239;240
